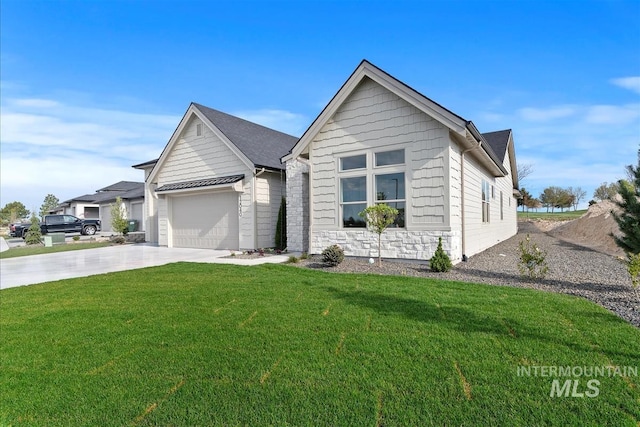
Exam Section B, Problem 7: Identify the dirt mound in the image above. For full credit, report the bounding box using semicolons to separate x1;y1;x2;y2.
549;200;625;258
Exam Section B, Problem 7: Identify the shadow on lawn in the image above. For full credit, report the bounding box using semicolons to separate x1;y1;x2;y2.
322;286;639;359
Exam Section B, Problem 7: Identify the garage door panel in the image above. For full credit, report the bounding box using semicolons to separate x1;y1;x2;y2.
171;192;239;249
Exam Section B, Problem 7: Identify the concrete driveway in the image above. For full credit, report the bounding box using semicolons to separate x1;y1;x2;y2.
0;244;290;290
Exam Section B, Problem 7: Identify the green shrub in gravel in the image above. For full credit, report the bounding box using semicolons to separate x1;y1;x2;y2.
322;244;344;266
430;237;452;272
518;234;549;279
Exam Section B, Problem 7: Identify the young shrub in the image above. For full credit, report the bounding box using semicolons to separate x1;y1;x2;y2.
275;197;287;250
626;253;640;288
72;235;80;241
110;196;129;235
300;252;309;260
359;203;399;266
518;234;549;279
24;215;43;245
288;255;299;264
322;244;344;267
430;237;452;272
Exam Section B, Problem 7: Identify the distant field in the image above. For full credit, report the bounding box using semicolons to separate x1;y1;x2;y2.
517;210;587;221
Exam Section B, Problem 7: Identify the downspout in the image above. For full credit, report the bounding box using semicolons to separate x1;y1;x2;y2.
460;139;482;261
253;168;266;249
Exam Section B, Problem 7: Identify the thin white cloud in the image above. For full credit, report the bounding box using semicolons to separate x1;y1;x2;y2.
585;103;640;125
518;105;577;122
234;109;307;137
611;77;640;95
0;96;180;210
12;98;61;108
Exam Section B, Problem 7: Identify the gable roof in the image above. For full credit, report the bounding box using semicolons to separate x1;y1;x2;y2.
283;60;508;177
193;103;299;171
482;129;512;162
146;103;299;184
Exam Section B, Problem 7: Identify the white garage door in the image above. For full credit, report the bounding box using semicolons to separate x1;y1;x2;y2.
171;192;239;249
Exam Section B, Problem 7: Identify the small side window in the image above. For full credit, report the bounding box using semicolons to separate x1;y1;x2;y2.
196;123;203;136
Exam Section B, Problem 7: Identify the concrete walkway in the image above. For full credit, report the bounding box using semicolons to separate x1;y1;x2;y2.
0;244;291;290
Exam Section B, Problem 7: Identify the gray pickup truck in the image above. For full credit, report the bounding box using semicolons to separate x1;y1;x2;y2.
10;215;101;238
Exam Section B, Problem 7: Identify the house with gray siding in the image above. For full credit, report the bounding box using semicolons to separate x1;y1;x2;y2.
135;103;297;250
283;60;519;262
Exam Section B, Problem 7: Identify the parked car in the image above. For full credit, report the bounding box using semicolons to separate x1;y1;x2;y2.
10;215;101;238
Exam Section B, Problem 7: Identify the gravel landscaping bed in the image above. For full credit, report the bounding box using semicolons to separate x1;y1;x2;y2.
295;221;640;327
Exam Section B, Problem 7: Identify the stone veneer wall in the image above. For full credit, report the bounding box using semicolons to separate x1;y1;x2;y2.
311;230;461;262
285;159;309;252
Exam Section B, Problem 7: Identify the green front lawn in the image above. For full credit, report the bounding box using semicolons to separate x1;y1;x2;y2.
1;264;638;426
518;210;587;221
0;242;112;259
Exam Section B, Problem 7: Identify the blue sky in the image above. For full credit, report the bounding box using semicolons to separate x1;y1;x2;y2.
1;0;639;213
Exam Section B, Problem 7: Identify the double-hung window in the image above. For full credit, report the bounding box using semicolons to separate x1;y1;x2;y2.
482;179;491;223
374;150;405;227
340;155;367;227
339;149;406;228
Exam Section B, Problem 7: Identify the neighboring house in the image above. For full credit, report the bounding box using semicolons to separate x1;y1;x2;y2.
51;181;145;232
283;60;519;263
134;103;298;249
94;181;145;232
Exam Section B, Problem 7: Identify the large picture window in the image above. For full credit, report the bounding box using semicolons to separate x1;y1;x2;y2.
339;149;406;228
482;179;491;223
341;176;367;227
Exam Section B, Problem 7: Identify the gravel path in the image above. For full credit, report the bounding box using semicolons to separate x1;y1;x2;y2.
296;221;640;327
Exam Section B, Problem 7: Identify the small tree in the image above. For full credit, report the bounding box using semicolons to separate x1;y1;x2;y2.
39;194;60;220
430;237;452;272
275;197;286;250
24;215;43;245
110;197;128;235
593;182;619;201
611;150;640;286
359;203;398;266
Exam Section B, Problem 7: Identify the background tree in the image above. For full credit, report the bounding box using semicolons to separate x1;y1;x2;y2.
518;188;533;212
611;149;640;286
517;163;534;184
39;194;60;219
0;201;30;226
567;187;586;211
24;214;43;245
593;182;619;201
359;203;398;266
110;197;129;235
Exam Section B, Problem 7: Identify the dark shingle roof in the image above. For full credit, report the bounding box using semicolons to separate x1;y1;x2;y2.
156;174;244;193
482;129;511;162
96;181;143;192
193;103;299;170
63;182;144;204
